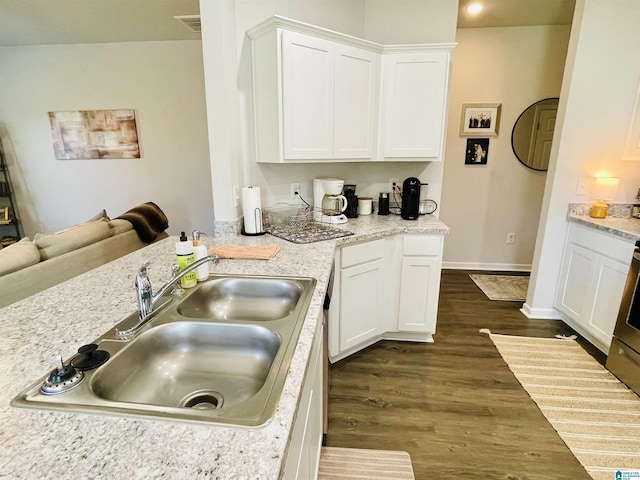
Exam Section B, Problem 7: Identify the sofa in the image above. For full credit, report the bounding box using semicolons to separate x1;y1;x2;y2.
0;202;169;308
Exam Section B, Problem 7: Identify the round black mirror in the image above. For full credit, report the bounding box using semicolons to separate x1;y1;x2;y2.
511;98;559;171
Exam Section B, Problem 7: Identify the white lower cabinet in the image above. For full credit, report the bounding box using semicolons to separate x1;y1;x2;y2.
555;223;633;352
329;234;443;362
282;319;323;479
335;238;388;355
397;235;443;333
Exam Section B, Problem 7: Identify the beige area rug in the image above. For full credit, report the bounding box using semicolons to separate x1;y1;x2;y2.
487;331;640;480
470;274;529;301
318;447;415;480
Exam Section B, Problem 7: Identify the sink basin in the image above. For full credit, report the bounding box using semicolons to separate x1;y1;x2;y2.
91;322;281;409
11;274;316;427
176;277;303;320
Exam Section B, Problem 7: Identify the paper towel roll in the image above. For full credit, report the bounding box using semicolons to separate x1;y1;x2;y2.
242;186;263;234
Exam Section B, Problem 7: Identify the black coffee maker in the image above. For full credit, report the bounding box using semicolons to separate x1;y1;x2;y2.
401;177;420;220
343;184;359;218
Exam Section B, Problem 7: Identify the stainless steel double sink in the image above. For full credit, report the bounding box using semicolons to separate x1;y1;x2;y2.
12;274;316;428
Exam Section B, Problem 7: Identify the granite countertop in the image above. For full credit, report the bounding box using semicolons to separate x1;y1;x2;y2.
0;213;448;480
568;213;640;242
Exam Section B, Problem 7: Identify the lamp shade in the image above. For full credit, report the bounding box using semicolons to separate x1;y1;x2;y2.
593;177;619;201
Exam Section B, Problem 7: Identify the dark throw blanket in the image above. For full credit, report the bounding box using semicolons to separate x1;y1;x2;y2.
116;201;169;243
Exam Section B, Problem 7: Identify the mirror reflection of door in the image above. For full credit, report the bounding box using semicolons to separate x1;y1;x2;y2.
511;98;559;171
528;104;557;170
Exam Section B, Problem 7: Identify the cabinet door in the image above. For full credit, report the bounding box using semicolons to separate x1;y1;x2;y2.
381;51;449;159
333;45;379;159
556;243;596;321
339;258;384;351
397;235;443;334
397;256;440;333
282;30;334;160
282;322;324;480
555;223;633;351
587;256;629;347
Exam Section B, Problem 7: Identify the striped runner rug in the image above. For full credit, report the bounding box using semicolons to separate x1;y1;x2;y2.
488;332;640;480
318;447;415;480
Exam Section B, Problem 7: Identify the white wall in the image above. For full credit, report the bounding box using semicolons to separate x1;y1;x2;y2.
525;0;640;318
441;25;571;270
363;0;457;44
200;0;459;221
0;40;213;236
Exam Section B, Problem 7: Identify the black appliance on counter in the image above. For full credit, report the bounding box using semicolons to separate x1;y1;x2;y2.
401;177;420;220
607;240;640;395
344;185;358;218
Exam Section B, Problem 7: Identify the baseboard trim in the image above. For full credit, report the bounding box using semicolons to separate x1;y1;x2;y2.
520;303;562;319
442;261;532;272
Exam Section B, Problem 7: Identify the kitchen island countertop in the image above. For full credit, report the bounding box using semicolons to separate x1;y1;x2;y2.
0;213;448;480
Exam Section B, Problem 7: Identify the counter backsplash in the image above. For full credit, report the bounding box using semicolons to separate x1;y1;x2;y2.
568;203;634;217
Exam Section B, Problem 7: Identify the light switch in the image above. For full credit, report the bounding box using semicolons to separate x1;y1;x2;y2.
576;177;589;196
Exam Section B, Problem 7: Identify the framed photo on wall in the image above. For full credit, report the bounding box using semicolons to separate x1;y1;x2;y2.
460;103;501;137
465;138;490;165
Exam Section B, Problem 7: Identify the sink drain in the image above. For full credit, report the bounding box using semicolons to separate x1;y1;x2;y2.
178;390;224;410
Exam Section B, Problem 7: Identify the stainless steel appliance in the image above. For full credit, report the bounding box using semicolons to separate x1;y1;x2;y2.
401;177;420;220
607;240;640;395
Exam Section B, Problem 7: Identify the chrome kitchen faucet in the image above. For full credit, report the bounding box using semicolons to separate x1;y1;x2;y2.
117;255;220;340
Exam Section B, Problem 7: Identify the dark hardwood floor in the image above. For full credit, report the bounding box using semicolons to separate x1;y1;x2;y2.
326;269;605;480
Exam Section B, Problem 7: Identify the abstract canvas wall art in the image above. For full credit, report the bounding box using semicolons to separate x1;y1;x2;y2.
48;109;140;160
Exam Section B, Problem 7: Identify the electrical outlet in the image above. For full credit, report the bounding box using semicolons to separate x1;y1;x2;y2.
290;182;300;200
506;233;516;244
233;186;240;208
389;178;399;193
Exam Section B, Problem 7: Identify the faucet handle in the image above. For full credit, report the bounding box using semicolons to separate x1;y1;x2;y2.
135;262;152;295
138;261;150;275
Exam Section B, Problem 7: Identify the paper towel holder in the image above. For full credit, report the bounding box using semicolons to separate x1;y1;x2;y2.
241;185;266;236
241;207;266;236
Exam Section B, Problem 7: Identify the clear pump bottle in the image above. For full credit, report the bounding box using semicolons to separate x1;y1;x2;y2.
192;230;210;282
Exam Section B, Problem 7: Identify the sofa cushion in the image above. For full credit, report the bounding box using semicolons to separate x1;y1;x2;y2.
0;237;40;276
35;218;111;260
108;219;133;236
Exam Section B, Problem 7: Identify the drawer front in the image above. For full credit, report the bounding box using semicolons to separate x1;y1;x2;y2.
402;235;442;256
341;239;386;268
569;223;634;264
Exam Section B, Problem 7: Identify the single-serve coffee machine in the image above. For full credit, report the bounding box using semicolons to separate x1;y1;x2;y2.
313;178;348;224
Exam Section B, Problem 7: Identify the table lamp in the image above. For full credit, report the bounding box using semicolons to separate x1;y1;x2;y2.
590;177;619;218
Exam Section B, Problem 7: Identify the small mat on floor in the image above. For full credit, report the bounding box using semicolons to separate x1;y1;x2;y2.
486;332;640;480
470;274;529;301
318;447;415;480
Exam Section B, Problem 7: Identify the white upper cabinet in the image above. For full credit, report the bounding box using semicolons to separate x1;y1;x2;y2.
282;31;335;160
380;49;451;161
333;45;379;159
282;31;379;161
247;16;454;163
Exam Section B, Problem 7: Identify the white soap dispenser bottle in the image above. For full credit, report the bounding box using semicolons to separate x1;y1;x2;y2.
192;230;210;282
